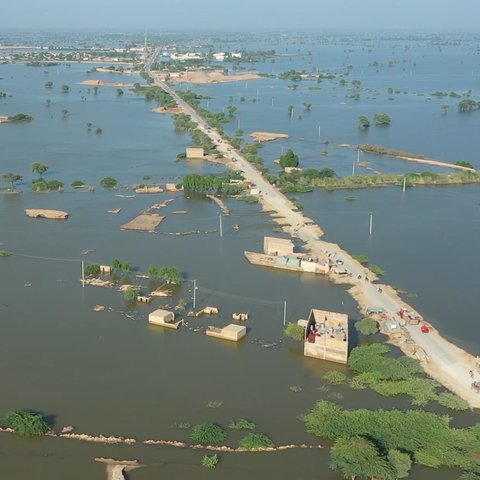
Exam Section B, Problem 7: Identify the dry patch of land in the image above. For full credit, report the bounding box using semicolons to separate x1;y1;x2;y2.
79;79;135;87
165;70;262;84
25;209;69;219
134;185;164;194
250;132;290;142
120;214;165;232
152;106;184;114
0;115;9;123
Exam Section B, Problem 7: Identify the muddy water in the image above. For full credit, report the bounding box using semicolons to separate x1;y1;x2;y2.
1;37;480;479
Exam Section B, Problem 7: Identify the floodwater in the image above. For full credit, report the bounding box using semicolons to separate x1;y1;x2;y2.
1;33;480;479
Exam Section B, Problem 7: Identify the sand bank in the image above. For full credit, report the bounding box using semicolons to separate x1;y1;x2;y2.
79;79;135;87
25;209;69;220
206;194;229;214
152;106;184;114
250;132;290;142
0;115;9;123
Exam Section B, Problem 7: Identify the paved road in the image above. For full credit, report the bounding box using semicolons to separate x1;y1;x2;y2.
145;53;480;407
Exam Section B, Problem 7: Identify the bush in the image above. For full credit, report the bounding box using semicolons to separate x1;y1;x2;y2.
239;433;275;450
355;317;378;335
201;454;219;469
3;410;50;436
84;264;101;276
71;180;85;187
353;254;369;265
191;422;227;445
284;322;305;342
368;264;385;276
237;194;259;204
229;418;256;430
436;392;470;411
100;177;117;188
323;371;347;385
123;287;137;302
0;250;12;257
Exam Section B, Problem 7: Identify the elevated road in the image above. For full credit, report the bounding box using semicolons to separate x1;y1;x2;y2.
145;51;480;408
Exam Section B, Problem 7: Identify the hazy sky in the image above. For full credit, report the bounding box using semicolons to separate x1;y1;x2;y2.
1;0;480;31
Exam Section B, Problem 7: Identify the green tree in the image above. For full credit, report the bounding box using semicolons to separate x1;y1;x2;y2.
284;322;305;341
279;149;299;168
61;108;69;119
3;172;22;188
387;450;412;478
2;410;50;437
191;423;227;444
330;436;395;480
238;433;275;450
61;84;70;93
359;115;370;128
374;113;391;126
100;177;117;188
355;317;378;335
116;88;124;96
287;105;294;117
303;102;312;111
455;161;474;169
45;81;53;88
32;163;48;178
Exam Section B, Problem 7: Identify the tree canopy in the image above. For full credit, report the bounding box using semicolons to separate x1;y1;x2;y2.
279;149;299;168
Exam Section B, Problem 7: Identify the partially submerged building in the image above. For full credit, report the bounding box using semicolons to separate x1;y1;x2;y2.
148;309;181;329
206;324;246;342
298;309;348;364
245;236;330;275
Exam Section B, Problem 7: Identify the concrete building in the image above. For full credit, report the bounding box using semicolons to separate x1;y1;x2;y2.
263;236;294;256
148;309;180;329
206;324;246;342
298;308;348;364
186;147;205;159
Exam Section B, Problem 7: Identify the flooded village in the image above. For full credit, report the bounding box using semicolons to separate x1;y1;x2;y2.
1;22;480;480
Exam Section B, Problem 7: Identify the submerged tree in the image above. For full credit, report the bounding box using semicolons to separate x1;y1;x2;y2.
2;172;22;188
359;115;370;128
32;163;48;178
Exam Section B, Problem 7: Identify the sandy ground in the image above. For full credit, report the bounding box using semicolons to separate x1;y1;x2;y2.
152;106;184;114
250;132;290;142
161;70;262;84
25;209;69;219
151;74;480;408
79;79;135;87
206;194;229;214
120;214;165;232
342;144;475;172
0;115;9;123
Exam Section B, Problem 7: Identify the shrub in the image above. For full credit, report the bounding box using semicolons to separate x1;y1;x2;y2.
46;180;63;191
71;180;85;187
0;250;12;257
191;423;227;444
84;264;101;276
100;177;117;188
237;194;259;204
284;322;305;342
368;264;385;276
177;422;191;430
239;433;275;450
323;371;347;385
229;418;256;430
3;410;50;436
123;287;137;302
436;392;470;411
355;317;378;335
353;254;369;265
201;454;219;469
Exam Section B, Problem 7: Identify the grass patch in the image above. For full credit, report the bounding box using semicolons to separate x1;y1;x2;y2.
239;433;275;450
229;418;256;430
323;371;347;385
201;454;219;469
191;423;227;445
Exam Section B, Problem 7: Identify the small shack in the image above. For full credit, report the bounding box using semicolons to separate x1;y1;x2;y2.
299;308;349;364
206;324;246;342
148;309;180;329
263;236;294;256
186;147;205;159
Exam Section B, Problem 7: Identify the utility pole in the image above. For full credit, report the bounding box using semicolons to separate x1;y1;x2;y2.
402;176;406;193
81;261;85;288
318;125;321;138
271;96;275;107
256;87;259;99
283;300;287;326
193;279;197;309
219;215;223;238
357;148;360;163
237;118;241;129
369;212;373;236
352;162;356;176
